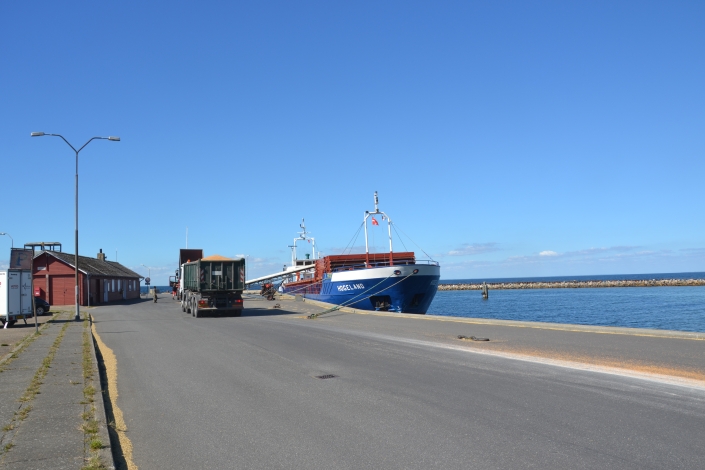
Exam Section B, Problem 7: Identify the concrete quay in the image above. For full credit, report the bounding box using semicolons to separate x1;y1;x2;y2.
438;278;705;290
1;294;703;469
292;295;705;385
87;295;704;469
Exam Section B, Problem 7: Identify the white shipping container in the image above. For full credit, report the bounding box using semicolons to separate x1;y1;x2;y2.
0;269;34;325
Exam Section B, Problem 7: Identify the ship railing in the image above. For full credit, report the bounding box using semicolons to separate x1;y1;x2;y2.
330;259;439;272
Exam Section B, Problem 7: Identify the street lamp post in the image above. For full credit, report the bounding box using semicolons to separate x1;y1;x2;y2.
0;232;13;248
31;132;120;321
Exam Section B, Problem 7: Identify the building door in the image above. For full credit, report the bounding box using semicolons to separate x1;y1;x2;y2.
92;279;97;305
91;278;99;305
50;275;74;305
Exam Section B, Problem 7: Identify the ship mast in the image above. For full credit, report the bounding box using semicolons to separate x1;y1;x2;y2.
292;218;316;266
364;191;393;268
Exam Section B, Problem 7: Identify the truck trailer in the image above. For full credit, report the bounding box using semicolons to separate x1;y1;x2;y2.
0;270;34;327
181;255;245;317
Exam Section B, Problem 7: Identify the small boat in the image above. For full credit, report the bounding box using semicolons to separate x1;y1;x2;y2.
281;192;440;314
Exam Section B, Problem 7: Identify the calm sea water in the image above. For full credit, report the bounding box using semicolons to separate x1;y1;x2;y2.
430;273;705;332
140;286;172;294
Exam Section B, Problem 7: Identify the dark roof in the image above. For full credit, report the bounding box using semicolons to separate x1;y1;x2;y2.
35;251;144;279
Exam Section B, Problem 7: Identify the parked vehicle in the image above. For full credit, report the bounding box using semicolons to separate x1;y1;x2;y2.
34;297;51;316
1;269;33;327
180;255;245;318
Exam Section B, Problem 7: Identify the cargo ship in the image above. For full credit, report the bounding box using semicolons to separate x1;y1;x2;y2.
280;192;440;314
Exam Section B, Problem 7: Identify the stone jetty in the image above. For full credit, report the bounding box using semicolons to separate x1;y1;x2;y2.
438;278;705;291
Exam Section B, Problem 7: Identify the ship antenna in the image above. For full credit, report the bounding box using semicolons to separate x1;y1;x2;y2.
374;191;379;212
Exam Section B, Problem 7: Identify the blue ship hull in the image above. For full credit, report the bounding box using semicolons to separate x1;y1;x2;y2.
282;264;440;314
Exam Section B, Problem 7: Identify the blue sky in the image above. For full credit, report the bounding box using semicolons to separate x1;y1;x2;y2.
1;1;703;283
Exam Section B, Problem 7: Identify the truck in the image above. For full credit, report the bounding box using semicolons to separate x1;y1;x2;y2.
180;255;245;318
0;270;34;327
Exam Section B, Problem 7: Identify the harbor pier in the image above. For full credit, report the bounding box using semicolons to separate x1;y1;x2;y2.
439;278;705;290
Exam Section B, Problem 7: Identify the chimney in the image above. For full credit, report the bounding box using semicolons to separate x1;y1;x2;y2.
97;248;106;262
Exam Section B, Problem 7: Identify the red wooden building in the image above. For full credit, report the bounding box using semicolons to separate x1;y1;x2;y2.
32;250;143;306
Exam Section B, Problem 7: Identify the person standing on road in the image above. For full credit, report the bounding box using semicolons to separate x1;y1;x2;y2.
153;288;158;303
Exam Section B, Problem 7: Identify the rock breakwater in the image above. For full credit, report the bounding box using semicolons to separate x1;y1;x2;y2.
438;279;705;291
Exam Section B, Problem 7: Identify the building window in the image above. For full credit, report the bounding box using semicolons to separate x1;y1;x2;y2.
112;279;116;292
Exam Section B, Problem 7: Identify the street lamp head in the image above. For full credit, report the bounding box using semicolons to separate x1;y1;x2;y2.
31;132;45;137
108;136;120;141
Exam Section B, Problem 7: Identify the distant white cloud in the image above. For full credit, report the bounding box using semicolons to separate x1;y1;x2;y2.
507;246;644;265
680;247;705;255
447;243;499;257
539;250;559;257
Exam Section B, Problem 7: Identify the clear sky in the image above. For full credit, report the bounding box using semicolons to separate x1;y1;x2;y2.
1;1;703;284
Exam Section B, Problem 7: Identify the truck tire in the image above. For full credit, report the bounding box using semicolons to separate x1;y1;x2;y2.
231;310;242;317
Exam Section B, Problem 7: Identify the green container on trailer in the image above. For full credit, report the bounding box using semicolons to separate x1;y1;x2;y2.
183;257;245;293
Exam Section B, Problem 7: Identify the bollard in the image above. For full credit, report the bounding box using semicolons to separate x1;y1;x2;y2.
482;282;489;299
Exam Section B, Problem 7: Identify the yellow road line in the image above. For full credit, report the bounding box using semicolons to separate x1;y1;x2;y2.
92;323;137;470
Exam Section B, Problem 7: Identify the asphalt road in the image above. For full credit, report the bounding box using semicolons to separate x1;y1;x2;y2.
91;295;705;469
